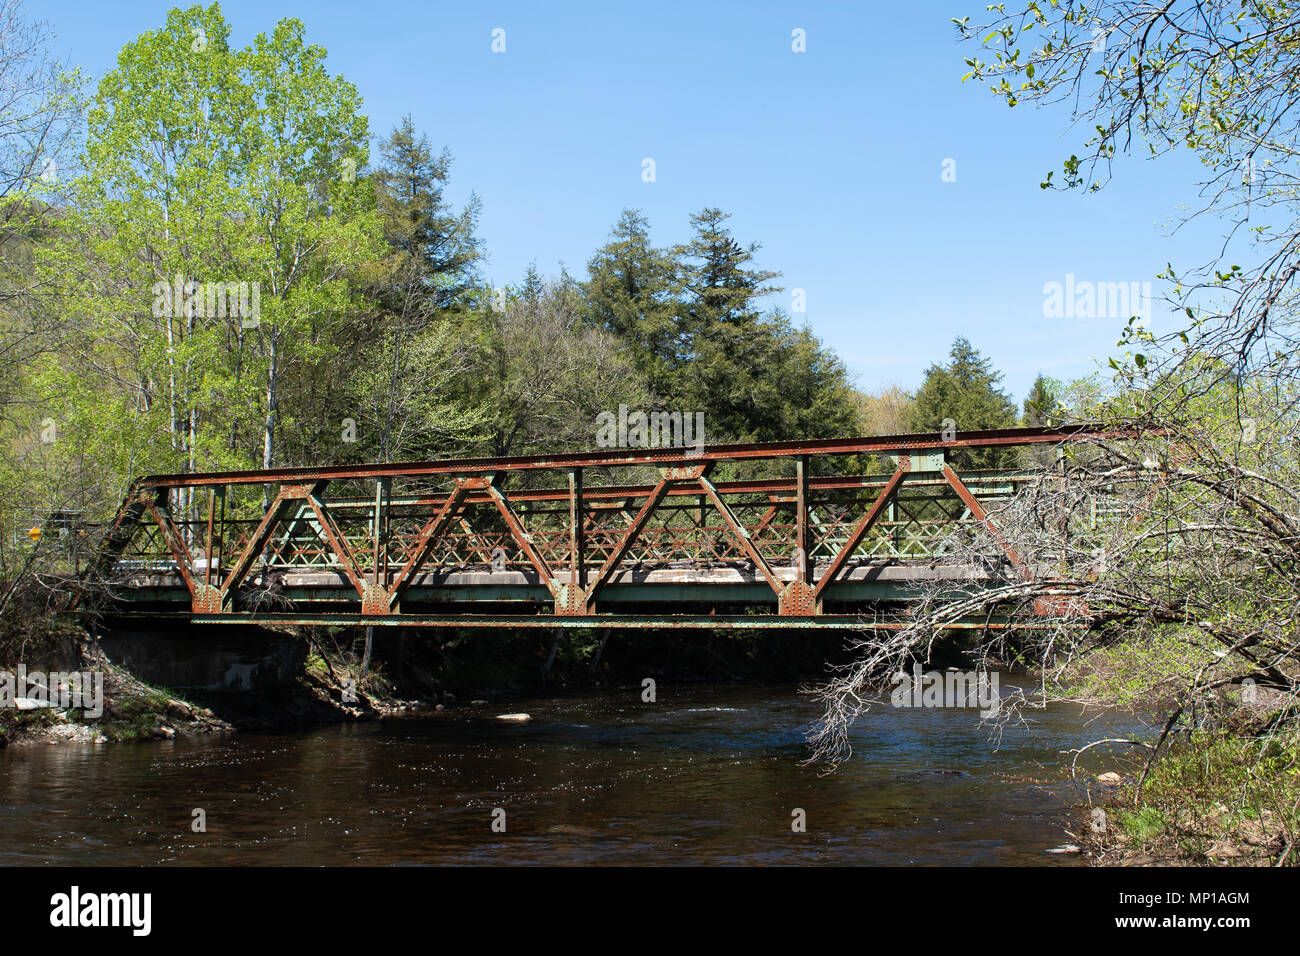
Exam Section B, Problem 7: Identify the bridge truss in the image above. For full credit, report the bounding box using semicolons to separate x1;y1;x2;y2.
94;426;1117;629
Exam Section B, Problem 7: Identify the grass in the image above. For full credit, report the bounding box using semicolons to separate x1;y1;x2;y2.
1101;729;1300;864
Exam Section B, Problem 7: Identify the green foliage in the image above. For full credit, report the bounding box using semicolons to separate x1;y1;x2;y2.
1117;806;1169;844
1021;373;1063;427
30;2;382;489
371;115;483;312
1112;732;1300;863
582;207;858;446
907;336;1019;467
1052;630;1218;709
583;209;682;397
466;278;649;459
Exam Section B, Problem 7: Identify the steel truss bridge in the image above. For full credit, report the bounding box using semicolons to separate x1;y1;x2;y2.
94;425;1116;630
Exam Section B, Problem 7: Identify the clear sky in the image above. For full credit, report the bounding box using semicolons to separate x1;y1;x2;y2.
40;0;1223;405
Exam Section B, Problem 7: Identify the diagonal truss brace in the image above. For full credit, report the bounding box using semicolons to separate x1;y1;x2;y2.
573;465;708;614
381;476;485;613
813;464;909;605
696;473;784;596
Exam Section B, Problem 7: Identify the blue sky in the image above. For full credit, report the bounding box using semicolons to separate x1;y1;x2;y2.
42;0;1224;404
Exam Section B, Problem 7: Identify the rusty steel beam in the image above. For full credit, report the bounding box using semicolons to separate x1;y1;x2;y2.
293;470;1035;512
134;424;1131;489
304;490;368;599
143;494;199;600
942;464;1026;569
696;474;783;596
217;485;305;606
814;465;909;602
484;483;561;599
584;466;703;602
383;477;478;611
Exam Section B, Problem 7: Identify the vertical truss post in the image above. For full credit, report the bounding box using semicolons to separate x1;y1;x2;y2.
779;455;816;615
211;486;226;591
697;494;707;562
203;488;216;589
365;477;390;614
569;468;585;595
888;497;898;555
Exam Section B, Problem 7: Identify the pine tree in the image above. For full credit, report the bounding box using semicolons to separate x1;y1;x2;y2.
583;209;681;395
1021;373;1062;427
908;337;1019;468
673;208;781;440
372;115;483;312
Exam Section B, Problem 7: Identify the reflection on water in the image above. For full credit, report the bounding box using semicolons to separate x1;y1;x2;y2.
0;682;1150;865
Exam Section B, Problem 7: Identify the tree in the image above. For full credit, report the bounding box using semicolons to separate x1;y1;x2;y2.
468;278;650;460
907;337;1018;468
583;209;680;397
582;207;858;448
32;3;382;501
853;384;913;436
803;3;1300;859
336;117;485;464
1020;373;1065;465
1021;373;1062;428
0;0;87;653
0;0;82;269
672;208;784;441
766;316;860;440
371;115;482;314
954;1;1300;376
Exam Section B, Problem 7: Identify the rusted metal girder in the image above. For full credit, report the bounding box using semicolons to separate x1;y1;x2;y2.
95;425;1140;627
132;424;1127;489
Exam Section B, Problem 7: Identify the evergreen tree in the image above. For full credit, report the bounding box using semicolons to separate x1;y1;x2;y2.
1021;373;1062;427
1021;372;1064;466
583;209;681;396
371;115;482;312
676;207;779;331
672;208;782;440
907;337;1018;468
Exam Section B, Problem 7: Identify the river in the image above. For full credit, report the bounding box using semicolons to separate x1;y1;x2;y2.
0;680;1149;865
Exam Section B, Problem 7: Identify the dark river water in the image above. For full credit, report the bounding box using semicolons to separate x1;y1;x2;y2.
0;682;1150;865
